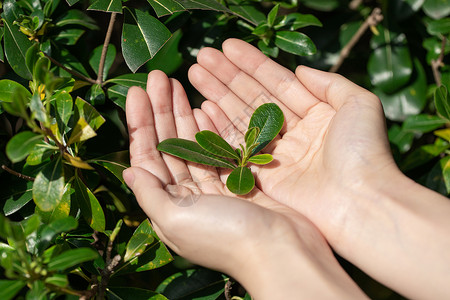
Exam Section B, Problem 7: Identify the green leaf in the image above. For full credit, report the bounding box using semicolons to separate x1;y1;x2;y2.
30;93;47;123
274;13;322;30
248;103;284;154
226;166;255;195
36;183;72;224
195;130;239;159
33;157;64;211
368;26;412;94
435;85;450;122
1;86;29;117
248;154;273;165
66;0;80;5
68;117;97;145
108;287;167;300
44;0;60;17
47;247;99;271
267;4;279;27
257;40;279;57
440;156;450;194
423;0;450;19
2;18;32;79
54;28;85;45
55;9;99;30
157;138;236;169
147;0;185;17
25;43;41;76
54;91;73;135
244;127;260;147
427;18;450;35
301;0;340;11
156;268;226;299
124;220;155;262
388;124;414;153
6;131;43;163
0;280;26;300
106;73;148;88
36;216;77;253
74;97;105;131
274;30;316;56
0;28;5;62
89;150;130;183
33;56;51;85
89;44;116;81
375;59;427;121
73;175;106;232
2;181;33;216
52;46;90;77
227;0;265;26
88;0;123;13
86;84;105;106
146;30;183;75
401;144;449;172
0;80;30;103
402;114;447;133
107;85;127;110
44;274;68;288
122;7;172;72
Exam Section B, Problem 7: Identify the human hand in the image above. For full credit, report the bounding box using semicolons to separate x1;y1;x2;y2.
188;39;450;299
123;70;367;299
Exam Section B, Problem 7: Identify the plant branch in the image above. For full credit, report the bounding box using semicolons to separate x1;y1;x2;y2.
97;12;117;85
43;53;97;85
1;165;35;181
329;8;383;73
431;37;447;87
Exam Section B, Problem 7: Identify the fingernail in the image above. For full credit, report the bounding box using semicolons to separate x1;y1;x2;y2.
123;168;135;188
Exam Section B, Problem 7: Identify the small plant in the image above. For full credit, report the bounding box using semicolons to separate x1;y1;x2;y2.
157;103;284;195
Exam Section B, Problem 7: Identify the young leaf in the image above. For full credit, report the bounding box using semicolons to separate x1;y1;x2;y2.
244;127;260;147
267;4;279;28
33;157;65;212
67;117;97;145
124;219;156;262
248;103;284;154
47;248;98;271
54;91;73;135
226;167;255;195
157;138;236;169
30;93;47;123
274;31;317;56
75;97;105;131
6;131;43;163
248;154;273;165
195;130;239;159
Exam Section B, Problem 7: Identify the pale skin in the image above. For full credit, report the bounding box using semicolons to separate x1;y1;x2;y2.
124;39;450;299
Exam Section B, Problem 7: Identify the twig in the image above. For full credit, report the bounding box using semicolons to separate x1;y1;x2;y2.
431;37;447;87
329;8;383;73
97;254;121;300
97;12;117;85
2;165;35;181
224;279;233;300
43;53;97;85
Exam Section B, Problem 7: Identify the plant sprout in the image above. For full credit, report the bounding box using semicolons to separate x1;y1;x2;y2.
157;103;284;195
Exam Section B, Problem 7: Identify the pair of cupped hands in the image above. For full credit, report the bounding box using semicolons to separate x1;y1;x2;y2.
122;39;404;298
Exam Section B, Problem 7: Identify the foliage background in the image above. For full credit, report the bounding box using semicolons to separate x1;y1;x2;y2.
0;0;449;299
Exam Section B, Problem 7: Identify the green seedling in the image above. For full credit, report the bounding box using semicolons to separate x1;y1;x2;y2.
157;103;284;195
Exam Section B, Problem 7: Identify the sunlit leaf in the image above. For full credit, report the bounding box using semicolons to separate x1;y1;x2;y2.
2;181;33;216
267;4;279;27
6;131;43;163
36;183;72;224
423;0;450;19
402;114;447;133
55;9;99;30
30;93;47;123
124;222;155;262
248;103;284;154
63;153;95;170
2;18;32;79
33;157;64;211
226;166;255;195
435;85;450;122
75;97;105;131
67;117;97;145
89;150;130;183
274;13;322;30
88;0;122;13
73;175;105;232
0;80;31;103
248;154;273;165
195;130;239;159
47;247;98;271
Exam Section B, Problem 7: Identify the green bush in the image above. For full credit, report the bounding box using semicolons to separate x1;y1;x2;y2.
0;0;448;299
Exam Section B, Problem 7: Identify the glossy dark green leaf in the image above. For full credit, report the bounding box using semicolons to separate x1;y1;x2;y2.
248;154;273;165
47;247;98;271
0;280;26;300
73;175;105;232
2;0;23;24
55;91;73;135
25;43;40;76
427;18;450;35
274;13;322;30
88;0;122;13
267;4;279;27
124;219;155;262
36;216;77;253
2;181;33;216
179;0;231;13
274;31;316;56
158;138;236;169
375;59;427;121
86;84;105;106
89;150;130;183
33;157;64;211
227;0;265;26
423;0;450;19
52;47;90;77
248;103;284;154
226;166;255;195
44;274;68;288
89;44;116;80
55;9;99;30
106;73;148;88
252;23;270;36
1;86;29;118
156;268;226;299
0;28;4;63
146;30;183;75
66;0;80;5
435;85;450;122
2;18;32;79
195;130;239;159
6;131;43;163
401;143;449;172
147;0;185;17
107;85;127;110
36;183;72;224
54;28;85;45
388;124;414;153
368;26;412;94
75;97;105;131
30;93;47;123
0;80;31;103
122;7;172;72
108;287;167;300
44;0;60;17
402;114;447;133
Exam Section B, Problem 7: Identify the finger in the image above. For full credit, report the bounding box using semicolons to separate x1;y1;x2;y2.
170;79;219;184
193;108;218;133
194;47;300;130
188;64;251;134
147;70;191;184
221;38;321;118
295;66;381;111
126;86;171;185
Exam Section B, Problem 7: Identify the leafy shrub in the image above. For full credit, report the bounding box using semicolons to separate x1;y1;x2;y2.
0;0;448;299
